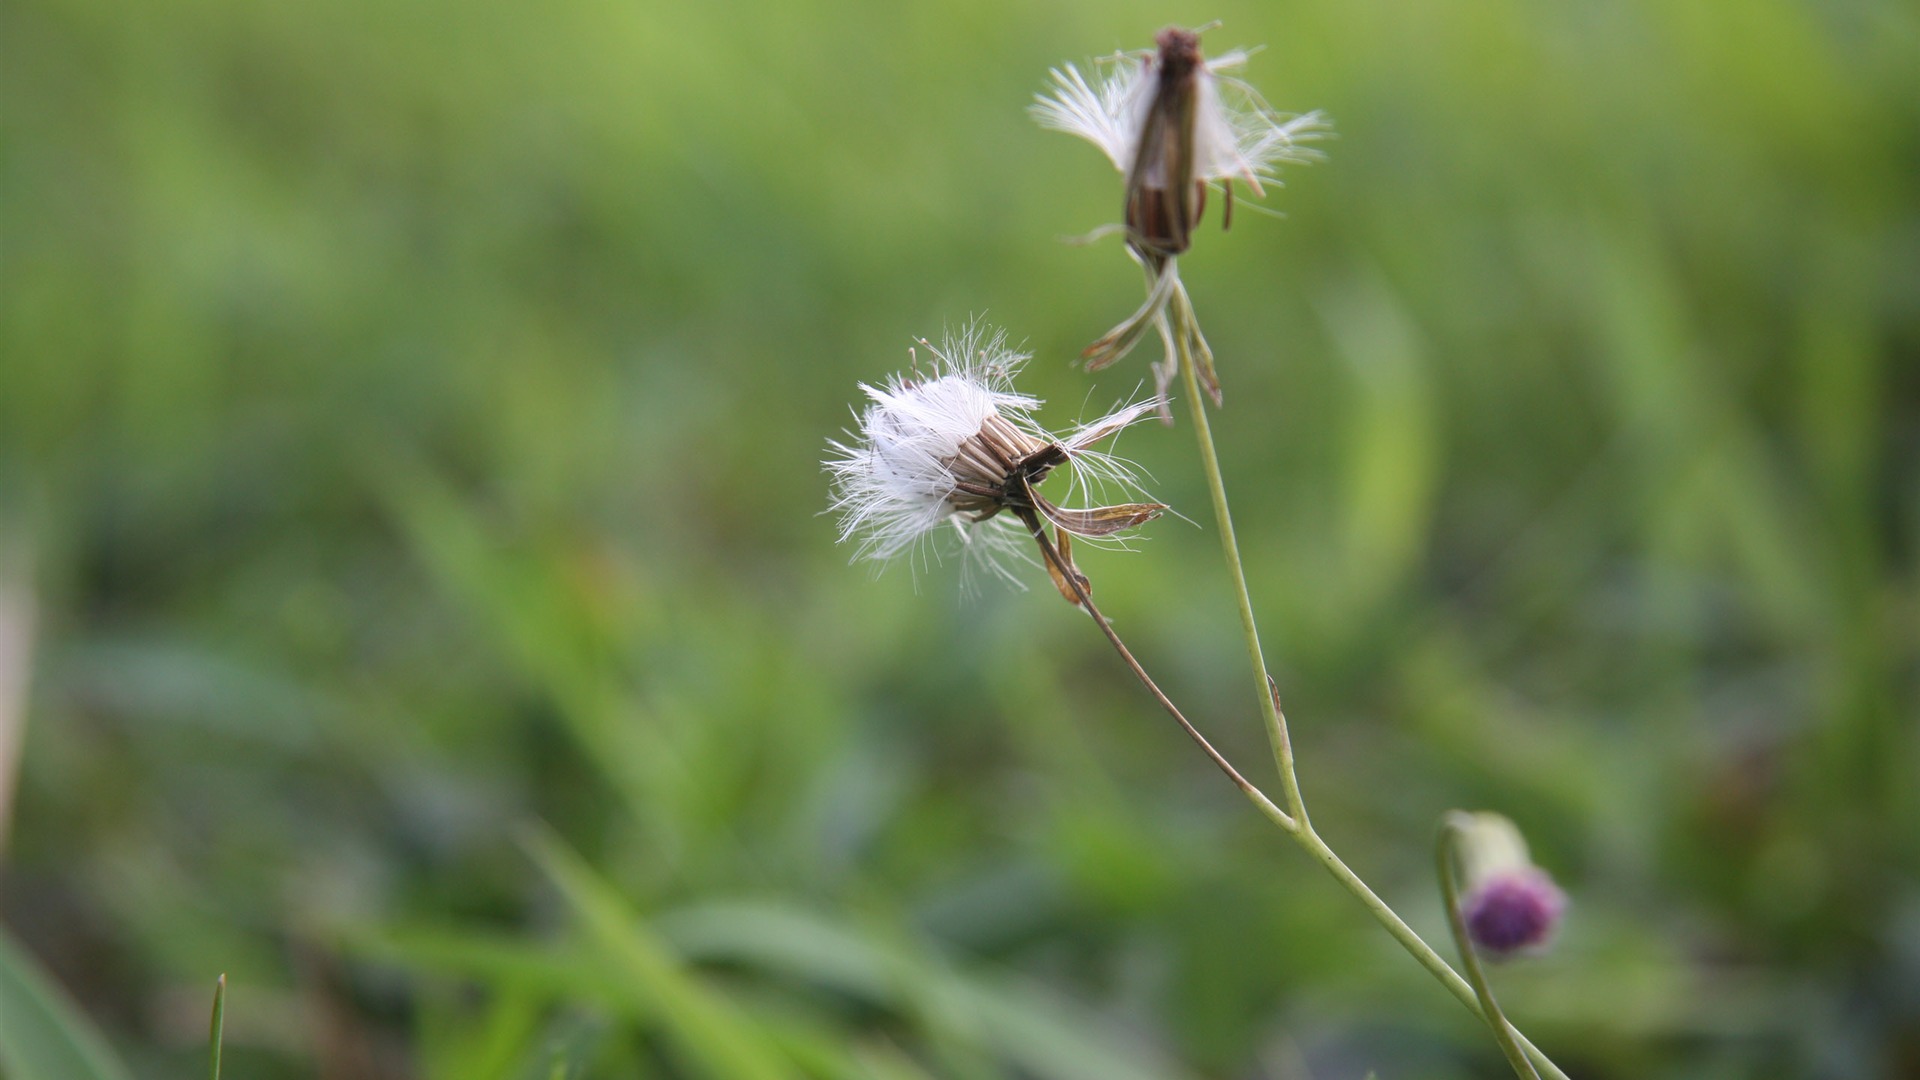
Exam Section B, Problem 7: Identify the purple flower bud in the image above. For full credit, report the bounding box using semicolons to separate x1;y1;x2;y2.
1446;811;1569;961
1462;867;1567;960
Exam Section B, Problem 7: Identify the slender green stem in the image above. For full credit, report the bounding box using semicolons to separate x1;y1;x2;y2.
1438;814;1542;1079
1168;282;1306;825
1167;286;1570;1080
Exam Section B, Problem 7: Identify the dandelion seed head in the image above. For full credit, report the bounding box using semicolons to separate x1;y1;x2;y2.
826;324;1163;588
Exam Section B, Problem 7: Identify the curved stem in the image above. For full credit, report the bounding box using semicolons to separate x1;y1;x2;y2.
1168;281;1307;825
1016;512;1295;834
1438;814;1542;1079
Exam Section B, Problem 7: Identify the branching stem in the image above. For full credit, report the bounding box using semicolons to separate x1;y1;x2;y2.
1163;280;1570;1080
1017;510;1295;834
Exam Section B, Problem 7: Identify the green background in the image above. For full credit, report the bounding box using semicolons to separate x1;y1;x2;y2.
3;0;1917;1075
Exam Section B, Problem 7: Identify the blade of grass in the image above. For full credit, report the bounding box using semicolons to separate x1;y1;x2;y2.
208;974;226;1080
376;462;683;847
660;901;1196;1080
347;920;940;1080
520;828;795;1080
415;987;545;1080
341;922;631;1003
0;920;134;1080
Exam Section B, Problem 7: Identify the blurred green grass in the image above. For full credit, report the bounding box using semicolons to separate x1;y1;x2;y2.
2;0;1917;1075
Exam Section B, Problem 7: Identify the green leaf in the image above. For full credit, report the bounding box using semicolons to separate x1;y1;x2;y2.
0;920;134;1080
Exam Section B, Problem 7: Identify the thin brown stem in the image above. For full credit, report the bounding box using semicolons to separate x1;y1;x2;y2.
1017;510;1295;833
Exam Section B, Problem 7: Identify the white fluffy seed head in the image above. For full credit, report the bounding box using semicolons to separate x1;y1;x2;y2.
825;325;1159;588
825;328;1041;570
1032;42;1328;195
